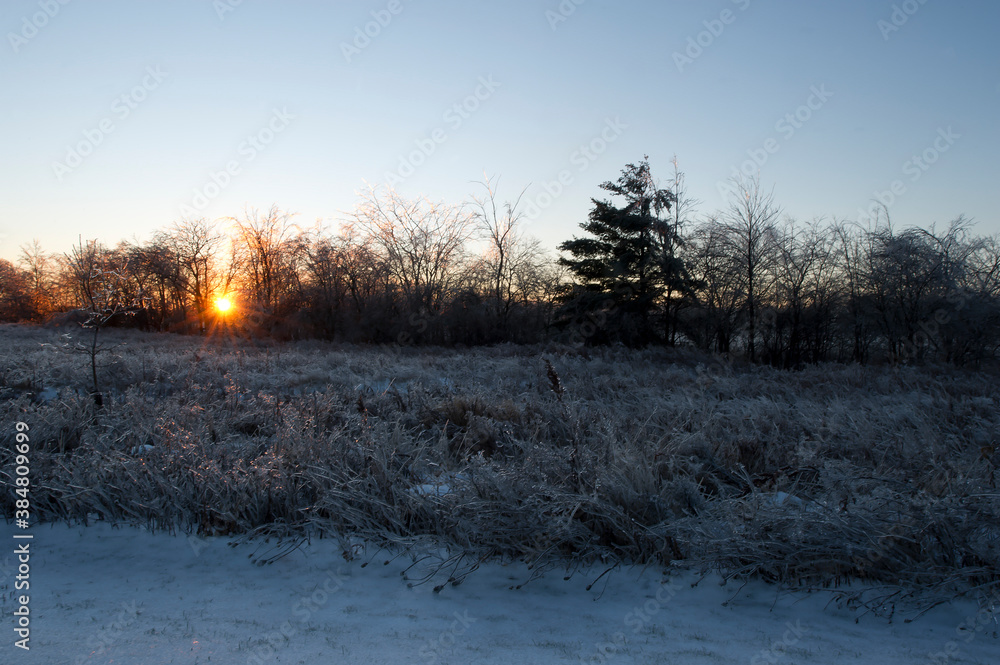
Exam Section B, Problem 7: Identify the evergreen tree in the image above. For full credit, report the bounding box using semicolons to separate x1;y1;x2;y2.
557;158;679;346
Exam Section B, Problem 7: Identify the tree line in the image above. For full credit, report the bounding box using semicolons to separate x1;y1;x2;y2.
2;161;998;366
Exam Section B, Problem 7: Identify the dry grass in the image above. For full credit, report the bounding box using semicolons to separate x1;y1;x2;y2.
1;323;998;612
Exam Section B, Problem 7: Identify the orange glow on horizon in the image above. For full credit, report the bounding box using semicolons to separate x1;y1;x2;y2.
215;297;233;314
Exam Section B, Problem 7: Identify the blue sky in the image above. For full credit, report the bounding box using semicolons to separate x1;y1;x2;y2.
1;0;997;261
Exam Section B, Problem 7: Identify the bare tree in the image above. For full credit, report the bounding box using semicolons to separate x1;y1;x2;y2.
231;206;303;317
126;238;186;330
0;259;36;321
831;219;879;362
161;219;229;332
350;186;476;314
658;157;700;345
17;239;56;316
471;176;547;333
908;217;989;362
965;233;1000;298
684;220;744;353
865;221;941;359
61;238;140;406
958;233;1000;362
769;218;838;365
301;230;347;337
717;175;782;361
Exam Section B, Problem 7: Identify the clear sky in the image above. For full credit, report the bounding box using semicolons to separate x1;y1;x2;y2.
1;0;997;262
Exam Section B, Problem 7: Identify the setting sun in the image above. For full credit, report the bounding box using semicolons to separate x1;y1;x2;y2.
215;297;233;314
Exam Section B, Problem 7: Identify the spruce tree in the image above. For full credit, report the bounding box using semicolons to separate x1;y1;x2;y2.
557;158;677;346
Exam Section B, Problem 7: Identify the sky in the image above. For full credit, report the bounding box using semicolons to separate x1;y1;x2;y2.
1;0;998;262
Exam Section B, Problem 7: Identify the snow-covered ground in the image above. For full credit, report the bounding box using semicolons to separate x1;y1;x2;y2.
2;522;997;665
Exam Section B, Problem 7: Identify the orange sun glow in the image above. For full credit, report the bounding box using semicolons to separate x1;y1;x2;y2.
215;297;233;313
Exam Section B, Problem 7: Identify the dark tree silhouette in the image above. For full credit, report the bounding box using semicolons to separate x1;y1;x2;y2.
557;158;675;346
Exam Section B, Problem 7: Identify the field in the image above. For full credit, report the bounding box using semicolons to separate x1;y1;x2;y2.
4;323;1000;662
3;322;999;609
